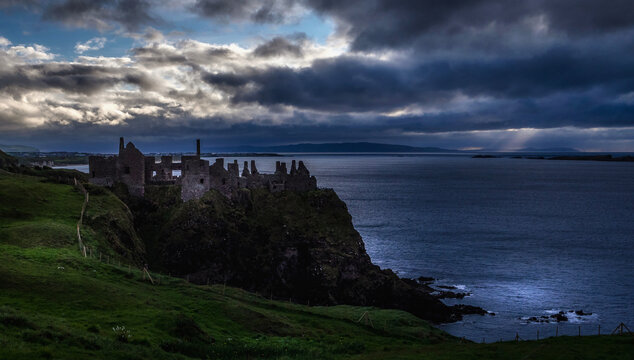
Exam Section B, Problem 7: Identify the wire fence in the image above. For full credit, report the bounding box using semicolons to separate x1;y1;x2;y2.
73;178;156;282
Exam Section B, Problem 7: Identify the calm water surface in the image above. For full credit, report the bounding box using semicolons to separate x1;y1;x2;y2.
65;154;634;341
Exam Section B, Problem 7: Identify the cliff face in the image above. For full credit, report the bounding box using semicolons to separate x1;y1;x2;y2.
124;186;473;323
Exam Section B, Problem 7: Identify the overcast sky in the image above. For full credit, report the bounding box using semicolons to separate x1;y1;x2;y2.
1;0;633;152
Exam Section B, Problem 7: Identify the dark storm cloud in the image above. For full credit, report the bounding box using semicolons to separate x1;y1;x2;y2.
192;0;296;24
378;99;634;134
42;0;158;31
204;57;425;112
252;35;304;58
188;0;634;51
202;48;634;113
302;0;634;51
0;63;156;95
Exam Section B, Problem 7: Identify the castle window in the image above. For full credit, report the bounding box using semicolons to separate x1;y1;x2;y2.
222;178;226;185
199;178;204;184
124;166;130;174
91;171;95;178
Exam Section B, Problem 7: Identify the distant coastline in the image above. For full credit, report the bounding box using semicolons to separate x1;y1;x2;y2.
473;154;634;162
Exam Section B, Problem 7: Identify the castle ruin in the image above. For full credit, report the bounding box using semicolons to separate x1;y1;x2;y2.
88;138;317;201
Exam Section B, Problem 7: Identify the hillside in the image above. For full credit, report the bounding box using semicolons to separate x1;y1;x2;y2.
0;144;39;153
0;150;18;172
0;169;632;359
222;142;458;153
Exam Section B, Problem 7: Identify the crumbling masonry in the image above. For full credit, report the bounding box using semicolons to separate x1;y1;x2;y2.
88;138;317;201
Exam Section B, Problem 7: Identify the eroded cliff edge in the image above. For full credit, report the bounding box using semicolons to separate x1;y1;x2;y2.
119;185;483;323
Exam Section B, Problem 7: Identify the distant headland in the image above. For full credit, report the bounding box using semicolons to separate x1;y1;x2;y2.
221;142;461;153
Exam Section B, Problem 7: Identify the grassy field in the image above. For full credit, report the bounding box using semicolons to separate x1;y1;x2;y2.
0;170;633;359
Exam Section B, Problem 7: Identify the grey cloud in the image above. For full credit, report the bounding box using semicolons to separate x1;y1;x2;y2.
253;36;304;58
193;0;297;23
130;43;235;72
42;0;158;31
131;46;189;66
0;63;157;95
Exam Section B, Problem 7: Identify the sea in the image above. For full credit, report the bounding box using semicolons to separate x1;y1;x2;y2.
59;153;634;342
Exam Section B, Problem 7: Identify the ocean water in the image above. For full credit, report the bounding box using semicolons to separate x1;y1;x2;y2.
300;154;634;342
62;154;634;341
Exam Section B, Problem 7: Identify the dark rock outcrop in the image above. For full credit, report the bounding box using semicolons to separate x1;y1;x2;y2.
124;186;483;323
521;310;593;323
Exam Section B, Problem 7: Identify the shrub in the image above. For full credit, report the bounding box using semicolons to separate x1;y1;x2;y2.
112;325;131;343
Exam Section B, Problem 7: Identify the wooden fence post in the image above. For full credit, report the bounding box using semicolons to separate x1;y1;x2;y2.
143;268;155;284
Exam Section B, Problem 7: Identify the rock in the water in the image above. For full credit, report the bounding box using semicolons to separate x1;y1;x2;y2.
549;312;568;322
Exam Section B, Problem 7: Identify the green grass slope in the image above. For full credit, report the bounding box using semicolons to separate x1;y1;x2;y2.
0;172;84;248
1;172;632;359
0;172;144;263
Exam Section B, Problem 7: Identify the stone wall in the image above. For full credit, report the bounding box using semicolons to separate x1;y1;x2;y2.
88;155;117;186
181;158;210;201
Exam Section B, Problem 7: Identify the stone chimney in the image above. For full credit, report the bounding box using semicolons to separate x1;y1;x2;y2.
119;137;124;153
290;160;297;175
196;139;201;157
242;161;250;177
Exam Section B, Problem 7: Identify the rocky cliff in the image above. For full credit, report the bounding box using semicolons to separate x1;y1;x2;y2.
120;185;482;323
